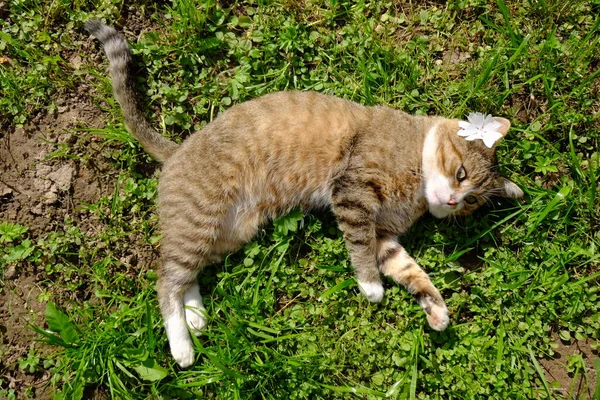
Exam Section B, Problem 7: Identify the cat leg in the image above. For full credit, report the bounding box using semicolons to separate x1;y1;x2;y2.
331;177;383;302
163;201;263;363
376;236;449;331
183;282;207;335
180;203;264;338
157;181;235;367
157;261;200;368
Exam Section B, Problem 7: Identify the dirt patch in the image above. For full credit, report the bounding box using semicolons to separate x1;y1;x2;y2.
0;276;52;399
541;333;599;399
0;101;109;235
0;8;168;396
0;107;110;398
0;59;119;400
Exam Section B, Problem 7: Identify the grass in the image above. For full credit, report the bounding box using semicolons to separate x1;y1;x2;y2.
1;0;599;398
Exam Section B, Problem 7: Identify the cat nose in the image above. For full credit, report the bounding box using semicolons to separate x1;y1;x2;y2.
447;196;457;206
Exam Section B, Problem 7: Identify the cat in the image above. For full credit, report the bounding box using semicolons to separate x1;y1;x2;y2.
84;20;523;368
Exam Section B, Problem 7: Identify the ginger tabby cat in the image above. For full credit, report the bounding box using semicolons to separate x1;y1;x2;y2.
85;20;523;368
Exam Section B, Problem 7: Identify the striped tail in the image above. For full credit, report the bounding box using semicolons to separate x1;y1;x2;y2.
84;20;179;162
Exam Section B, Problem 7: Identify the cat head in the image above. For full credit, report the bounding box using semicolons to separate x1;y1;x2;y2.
422;114;523;218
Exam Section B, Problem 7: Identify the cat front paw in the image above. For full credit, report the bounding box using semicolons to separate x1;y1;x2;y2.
358;280;385;303
426;304;449;331
418;294;449;331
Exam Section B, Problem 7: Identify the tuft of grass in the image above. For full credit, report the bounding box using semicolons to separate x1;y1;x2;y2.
1;0;599;399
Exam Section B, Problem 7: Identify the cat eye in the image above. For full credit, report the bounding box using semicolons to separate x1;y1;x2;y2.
456;166;467;182
464;195;478;205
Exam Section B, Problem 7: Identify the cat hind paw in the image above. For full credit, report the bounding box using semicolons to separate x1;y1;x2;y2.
171;339;196;368
185;306;208;336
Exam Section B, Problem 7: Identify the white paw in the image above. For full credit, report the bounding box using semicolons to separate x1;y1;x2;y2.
183;283;207;336
165;314;196;368
358;280;385;303
170;339;195;368
418;295;449;331
185;306;207;336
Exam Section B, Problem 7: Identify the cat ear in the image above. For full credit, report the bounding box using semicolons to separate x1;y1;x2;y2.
493;117;511;138
494;177;524;198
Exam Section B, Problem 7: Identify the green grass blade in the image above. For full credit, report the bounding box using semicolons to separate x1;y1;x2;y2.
409;355;418;400
176;374;225;388
528;346;551;397
246;327;275;340
496;0;520;46
318;278;356;301
589;153;598;215
568;125;584;184
385;376;406;397
244;320;280;335
574;68;600;93
527;186;571;237
593;358;600;400
495;322;505;371
505;34;531;69
260;333;304;344
145;300;155;354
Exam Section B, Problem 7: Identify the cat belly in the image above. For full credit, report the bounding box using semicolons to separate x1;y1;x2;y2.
206;180;330;260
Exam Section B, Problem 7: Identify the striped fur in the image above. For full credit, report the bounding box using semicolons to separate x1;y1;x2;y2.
86;21;523;368
84;20;178;162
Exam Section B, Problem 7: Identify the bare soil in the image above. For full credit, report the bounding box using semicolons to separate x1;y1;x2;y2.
0;11;164;397
0;32;128;398
541;333;599;399
0;93;115;398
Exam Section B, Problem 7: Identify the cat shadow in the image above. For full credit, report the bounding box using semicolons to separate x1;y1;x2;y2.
428;324;462;348
197;197;519;285
401;197;520;262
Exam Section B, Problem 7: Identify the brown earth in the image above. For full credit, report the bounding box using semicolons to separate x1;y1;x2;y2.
0;86;117;398
541;333;599;400
0;10;162;398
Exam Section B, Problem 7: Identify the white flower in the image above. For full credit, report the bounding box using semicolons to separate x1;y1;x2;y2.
457;112;503;148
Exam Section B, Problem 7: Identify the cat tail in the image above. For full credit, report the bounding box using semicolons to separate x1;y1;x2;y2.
84;20;179;163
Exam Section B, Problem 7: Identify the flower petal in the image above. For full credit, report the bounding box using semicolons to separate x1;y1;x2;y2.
458;121;472;129
483;119;502;133
467;112;485;128
457;128;480;137
465;132;483;140
482;114;494;126
481;131;503;148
